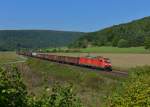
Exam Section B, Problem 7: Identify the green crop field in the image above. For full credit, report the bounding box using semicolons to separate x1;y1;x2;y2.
80;46;150;53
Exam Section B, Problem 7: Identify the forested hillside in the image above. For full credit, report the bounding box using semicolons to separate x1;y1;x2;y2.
0;30;84;51
71;16;150;48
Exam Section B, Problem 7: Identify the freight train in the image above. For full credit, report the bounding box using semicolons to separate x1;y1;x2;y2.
17;52;112;71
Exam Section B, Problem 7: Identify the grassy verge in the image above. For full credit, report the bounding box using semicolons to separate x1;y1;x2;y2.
17;58;123;107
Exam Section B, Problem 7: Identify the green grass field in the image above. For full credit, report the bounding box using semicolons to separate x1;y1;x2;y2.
80;46;150;53
0;52;26;64
44;46;150;53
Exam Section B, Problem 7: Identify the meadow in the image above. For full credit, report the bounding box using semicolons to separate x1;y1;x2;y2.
44;46;150;53
0;52;26;64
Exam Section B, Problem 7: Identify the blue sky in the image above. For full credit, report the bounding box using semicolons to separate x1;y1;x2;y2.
0;0;150;32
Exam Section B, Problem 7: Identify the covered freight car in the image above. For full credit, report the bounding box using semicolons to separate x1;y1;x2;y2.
57;56;79;65
45;55;79;65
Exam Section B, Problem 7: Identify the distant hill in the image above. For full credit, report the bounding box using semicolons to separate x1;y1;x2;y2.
71;16;150;48
0;30;84;51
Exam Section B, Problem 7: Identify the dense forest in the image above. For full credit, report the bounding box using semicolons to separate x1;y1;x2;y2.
70;16;150;49
0;30;84;51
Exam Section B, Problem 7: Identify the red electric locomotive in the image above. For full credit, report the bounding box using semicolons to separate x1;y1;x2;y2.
79;56;112;71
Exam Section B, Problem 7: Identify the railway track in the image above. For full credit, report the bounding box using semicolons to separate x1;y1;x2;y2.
75;65;128;77
111;70;128;76
98;70;128;77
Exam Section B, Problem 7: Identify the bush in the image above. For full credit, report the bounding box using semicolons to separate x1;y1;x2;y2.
28;83;82;107
117;39;129;48
107;66;150;107
0;66;27;107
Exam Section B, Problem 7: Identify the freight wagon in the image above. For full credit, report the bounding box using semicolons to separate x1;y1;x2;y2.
17;52;112;71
